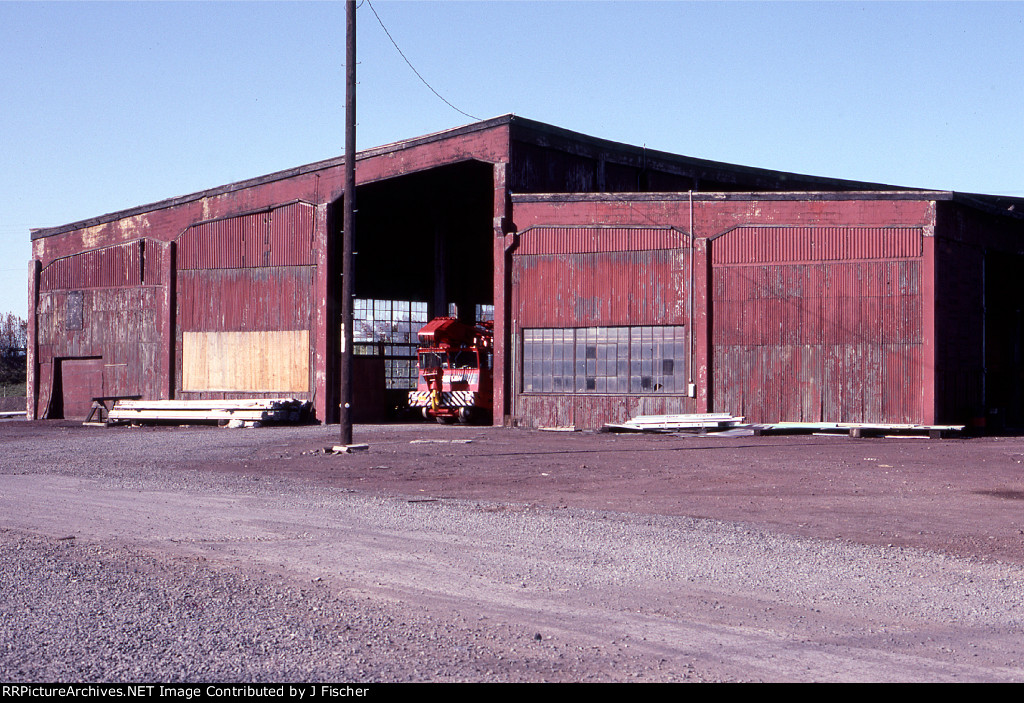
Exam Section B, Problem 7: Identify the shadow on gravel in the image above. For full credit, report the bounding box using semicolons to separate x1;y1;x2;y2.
477;440;847;458
974;490;1024;501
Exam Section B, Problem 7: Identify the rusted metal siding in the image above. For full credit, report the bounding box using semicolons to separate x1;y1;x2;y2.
712;226;924;424
176;267;314;332
711;226;923;264
511;226;696;428
515;226;687;256
512;226;689;328
515;394;699;430
514;250;688;328
177;202;315;270
34;239;166;417
511;193;939;235
39;240;144;291
174;204;316;401
34;286;162;417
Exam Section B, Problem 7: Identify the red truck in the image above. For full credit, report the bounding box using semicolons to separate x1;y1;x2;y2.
408;317;493;424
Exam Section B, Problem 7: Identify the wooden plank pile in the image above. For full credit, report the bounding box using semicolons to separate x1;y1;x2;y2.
106;398;311;425
603;413;745;433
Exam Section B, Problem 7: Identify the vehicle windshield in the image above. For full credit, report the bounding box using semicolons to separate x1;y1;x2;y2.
418;352;447;369
452;350;478;369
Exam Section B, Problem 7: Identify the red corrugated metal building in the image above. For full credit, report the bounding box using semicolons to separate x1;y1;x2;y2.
27;116;1024;429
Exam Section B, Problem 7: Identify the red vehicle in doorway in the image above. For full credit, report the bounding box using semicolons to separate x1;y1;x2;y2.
408;317;493;424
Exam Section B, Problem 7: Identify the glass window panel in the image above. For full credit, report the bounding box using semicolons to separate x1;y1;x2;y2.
521;325;690;396
575;373;587;393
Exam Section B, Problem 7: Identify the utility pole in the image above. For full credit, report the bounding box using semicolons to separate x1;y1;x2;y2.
340;0;356;445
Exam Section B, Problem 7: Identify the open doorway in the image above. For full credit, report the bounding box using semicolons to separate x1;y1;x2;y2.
332;160;496;419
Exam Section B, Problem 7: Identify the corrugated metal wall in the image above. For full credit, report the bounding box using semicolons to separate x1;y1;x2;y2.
36;239;164;417
34;286;161;418
40;240;145;291
177;201;315;270
177;267;314;331
711;226;924;424
174;202;317;400
512;226;695;428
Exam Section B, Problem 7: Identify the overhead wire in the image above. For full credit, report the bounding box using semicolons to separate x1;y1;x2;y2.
365;0;481;121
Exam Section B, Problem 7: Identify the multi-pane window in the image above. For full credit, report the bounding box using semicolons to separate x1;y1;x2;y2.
354;300;493;389
631;326;687;393
522;326;687;394
522;328;575;393
475;304;495;322
353;299;428;389
446;303;495;323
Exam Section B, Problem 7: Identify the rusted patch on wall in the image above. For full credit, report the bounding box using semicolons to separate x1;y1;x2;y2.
511;226;695;428
39;240;145;291
712;227;925;424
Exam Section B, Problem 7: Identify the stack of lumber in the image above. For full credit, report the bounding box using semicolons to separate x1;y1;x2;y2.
107;398;310;425
603;413;745;433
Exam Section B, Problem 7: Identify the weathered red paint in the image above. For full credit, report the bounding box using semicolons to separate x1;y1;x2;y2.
27;117;1024;429
510;225;696;428
40;240;144;291
57;357;104;420
30;120;516;422
173;204;317;404
511;194;938;427
34;286;163;416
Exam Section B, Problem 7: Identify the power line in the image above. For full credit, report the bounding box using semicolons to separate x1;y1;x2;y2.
365;0;480;121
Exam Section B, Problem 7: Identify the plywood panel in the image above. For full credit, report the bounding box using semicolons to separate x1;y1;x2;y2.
182;330;309;392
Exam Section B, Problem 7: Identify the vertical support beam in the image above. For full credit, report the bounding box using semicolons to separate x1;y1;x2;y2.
161;240;176;400
26;259;40;419
339;0;356;444
922;230;937;425
693;235;712;413
492;161;512;426
313;202;331;422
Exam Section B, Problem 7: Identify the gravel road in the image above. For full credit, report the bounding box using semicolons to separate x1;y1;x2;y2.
2;421;1023;682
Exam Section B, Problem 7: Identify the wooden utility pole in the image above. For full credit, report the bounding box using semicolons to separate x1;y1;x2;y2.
340;0;356;445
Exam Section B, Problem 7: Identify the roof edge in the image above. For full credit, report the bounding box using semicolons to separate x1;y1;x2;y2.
32;115;516;240
511;190;956;203
504;116;907;192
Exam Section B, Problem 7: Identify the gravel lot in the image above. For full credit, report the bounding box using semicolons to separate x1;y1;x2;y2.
2;420;1023;682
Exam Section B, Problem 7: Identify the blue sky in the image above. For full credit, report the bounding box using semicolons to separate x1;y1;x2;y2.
2;1;1023;317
